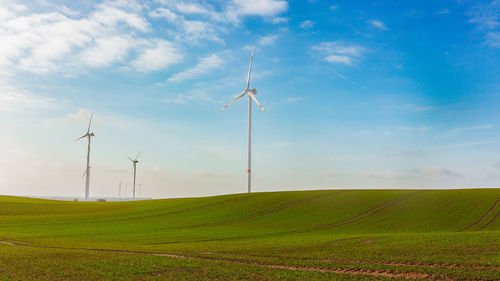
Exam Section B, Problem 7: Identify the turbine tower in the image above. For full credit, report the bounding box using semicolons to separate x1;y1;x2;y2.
220;48;266;193
127;151;142;199
75;113;94;201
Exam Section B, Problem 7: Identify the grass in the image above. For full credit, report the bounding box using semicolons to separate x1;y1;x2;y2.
0;189;499;280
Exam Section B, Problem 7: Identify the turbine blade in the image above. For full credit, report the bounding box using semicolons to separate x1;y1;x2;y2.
75;134;87;141
82;169;87;178
248;90;266;112
134;150;142;161
246;47;254;91
127;156;134;162
219;91;247;112
87;113;93;134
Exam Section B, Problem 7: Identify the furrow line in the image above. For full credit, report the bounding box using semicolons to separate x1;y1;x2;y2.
463;197;500;231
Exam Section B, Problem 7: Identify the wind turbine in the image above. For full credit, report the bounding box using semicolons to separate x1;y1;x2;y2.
220;48;266;193
75;113;94;201
127;151;142;199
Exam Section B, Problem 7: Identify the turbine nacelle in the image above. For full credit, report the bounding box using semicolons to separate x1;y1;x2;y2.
220;49;266;113
75;113;94;201
127;150;142;200
127;150;142;164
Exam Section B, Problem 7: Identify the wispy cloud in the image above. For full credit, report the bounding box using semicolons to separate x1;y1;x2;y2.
269;141;294;148
443;141;494;148
384;126;430;135
468;1;500;48
349;130;374;137
406;168;463;178
152;0;288;24
271;17;288;24
45;108;129;130
436;8;450;15
379;99;439;112
158;91;214;105
402;104;438;112
440;124;493;136
299;20;315;29
0;86;61;112
368;19;388;30
258;34;278;46
168;54;224;82
486;32;500;48
132;40;183;72
282;96;305;103
149;7;222;43
312;41;366;65
226;0;288;22
330;4;339;11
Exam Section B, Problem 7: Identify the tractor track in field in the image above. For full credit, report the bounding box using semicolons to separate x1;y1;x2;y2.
0;239;480;280
479;208;500;230
176;190;343;229
198;251;500;271
462;197;500;231
12;194;256;227
146;191;422;245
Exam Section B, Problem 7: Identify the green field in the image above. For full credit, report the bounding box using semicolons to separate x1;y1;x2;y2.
1;189;499;280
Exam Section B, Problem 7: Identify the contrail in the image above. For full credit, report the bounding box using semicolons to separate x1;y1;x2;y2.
327;68;372;93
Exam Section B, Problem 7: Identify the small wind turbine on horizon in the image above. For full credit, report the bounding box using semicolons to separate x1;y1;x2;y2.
220;47;266;193
75;113;94;201
127;151;142;199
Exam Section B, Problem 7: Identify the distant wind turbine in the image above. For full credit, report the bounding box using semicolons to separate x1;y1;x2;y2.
127;151;142;199
75;113;94;201
220;48;266;193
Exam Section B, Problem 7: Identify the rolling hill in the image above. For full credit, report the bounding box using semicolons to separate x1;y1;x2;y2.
0;189;499;280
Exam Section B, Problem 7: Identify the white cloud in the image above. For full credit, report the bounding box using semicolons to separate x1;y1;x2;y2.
227;0;288;19
312;41;366;65
0;0;279;79
0;85;60;112
380;100;439;112
299;19;314;29
486;31;500;48
0;1;183;75
132;40;183;72
168;54;224;82
330;4;339;11
80;36;134;68
258;34;278;46
46;108;128;130
271;16;288;24
155;0;288;24
469;1;499;30
350;130;374;137
149;7;178;22
368;19;388;30
269;141;294;148
468;1;500;48
148;7;222;43
159;91;214;104
444;141;494;148
436;8;450;15
439;124;493;137
282;96;305;103
175;2;212;15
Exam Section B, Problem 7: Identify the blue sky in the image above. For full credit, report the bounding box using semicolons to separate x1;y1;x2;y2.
1;0;500;198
